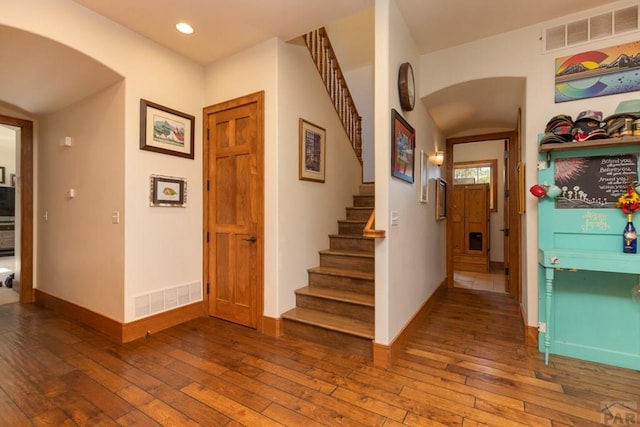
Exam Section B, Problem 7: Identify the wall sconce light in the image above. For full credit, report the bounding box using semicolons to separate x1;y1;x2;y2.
432;151;444;167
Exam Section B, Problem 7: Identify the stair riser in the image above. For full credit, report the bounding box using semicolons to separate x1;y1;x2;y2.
308;272;374;295
329;236;374;252
346;207;373;221
338;221;367;235
320;253;374;273
352;195;374;208
359;184;375;196
296;294;374;323
283;320;372;359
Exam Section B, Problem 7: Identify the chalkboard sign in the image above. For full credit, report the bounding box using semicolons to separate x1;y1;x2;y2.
554;153;638;209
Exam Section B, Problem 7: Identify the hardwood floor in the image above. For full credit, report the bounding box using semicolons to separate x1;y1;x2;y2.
1;289;639;426
454;268;506;294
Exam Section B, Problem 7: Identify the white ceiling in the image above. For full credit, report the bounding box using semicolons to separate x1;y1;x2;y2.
1;0;623;135
73;0;374;66
72;0;620;65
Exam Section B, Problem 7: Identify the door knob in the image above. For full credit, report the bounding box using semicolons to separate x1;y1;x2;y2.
243;236;257;243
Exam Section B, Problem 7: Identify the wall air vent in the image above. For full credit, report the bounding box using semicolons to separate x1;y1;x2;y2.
134;281;202;319
543;5;639;53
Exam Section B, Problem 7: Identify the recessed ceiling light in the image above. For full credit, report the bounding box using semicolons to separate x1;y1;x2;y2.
176;22;194;35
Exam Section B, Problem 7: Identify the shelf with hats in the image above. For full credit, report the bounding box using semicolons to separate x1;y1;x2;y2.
540;103;640;154
538;106;640;166
538;134;640;152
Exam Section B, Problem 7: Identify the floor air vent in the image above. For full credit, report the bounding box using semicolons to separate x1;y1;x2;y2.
134;281;202;319
543;5;638;52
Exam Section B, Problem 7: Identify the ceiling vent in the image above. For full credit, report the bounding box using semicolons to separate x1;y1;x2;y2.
543;5;638;52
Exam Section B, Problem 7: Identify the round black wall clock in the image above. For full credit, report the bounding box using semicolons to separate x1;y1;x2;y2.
398;62;415;111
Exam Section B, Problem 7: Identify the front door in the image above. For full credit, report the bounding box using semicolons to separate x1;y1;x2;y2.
204;92;264;329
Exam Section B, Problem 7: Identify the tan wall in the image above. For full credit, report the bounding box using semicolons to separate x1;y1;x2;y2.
38;83;125;320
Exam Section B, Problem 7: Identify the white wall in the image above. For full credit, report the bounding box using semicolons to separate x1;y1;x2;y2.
203;38;362;317
420;0;640;325
345;64;375;182
375;0;446;345
277;40;362;312
3;0;205;322
453;139;505;263
4;0;365;325
326;7;376;182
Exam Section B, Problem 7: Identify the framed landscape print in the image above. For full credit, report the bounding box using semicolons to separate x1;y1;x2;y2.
140;99;195;159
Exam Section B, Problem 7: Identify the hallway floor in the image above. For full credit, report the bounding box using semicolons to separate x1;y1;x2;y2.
1;289;639;425
453;267;506;293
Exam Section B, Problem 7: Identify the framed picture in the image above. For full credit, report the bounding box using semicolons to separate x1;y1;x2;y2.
420;150;428;203
391;109;415;183
10;174;15;187
149;174;187;207
299;118;326;182
436;177;447;220
140;99;195;159
0;167;5;184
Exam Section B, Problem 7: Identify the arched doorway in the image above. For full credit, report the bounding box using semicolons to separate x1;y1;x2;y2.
0;115;33;303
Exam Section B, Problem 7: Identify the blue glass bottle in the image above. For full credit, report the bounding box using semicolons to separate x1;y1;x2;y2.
623;214;637;253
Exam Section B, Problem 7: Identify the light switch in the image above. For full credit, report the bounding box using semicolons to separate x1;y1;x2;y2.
111;211;120;224
67;188;76;198
391;210;399;226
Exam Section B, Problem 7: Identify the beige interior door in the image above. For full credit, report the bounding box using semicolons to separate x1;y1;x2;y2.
204;92;264;329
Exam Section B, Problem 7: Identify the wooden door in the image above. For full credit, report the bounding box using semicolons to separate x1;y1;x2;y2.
204;92;264;329
452;183;490;273
451;186;465;256
465;184;489;255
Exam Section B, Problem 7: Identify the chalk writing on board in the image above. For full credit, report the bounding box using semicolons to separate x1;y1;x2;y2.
554;154;638;209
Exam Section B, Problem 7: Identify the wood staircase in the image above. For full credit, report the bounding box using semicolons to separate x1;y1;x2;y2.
281;184;375;358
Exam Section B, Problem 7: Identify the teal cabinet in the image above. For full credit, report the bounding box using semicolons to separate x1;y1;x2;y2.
537;137;640;370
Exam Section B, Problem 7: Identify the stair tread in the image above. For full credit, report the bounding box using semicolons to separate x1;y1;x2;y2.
308;266;374;280
282;307;374;338
338;219;367;223
319;248;374;258
296;286;374;306
329;233;374;240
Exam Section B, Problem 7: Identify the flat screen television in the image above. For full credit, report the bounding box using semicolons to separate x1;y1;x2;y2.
0;187;15;219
